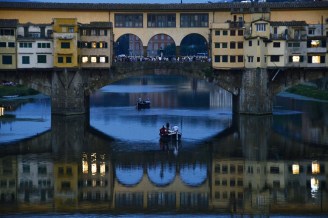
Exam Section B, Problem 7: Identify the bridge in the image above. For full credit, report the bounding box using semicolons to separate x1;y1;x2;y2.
1;1;328;115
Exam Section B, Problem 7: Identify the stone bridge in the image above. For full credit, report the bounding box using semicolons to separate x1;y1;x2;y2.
0;63;327;115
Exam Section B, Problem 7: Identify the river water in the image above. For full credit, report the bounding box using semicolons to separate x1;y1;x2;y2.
0;75;327;217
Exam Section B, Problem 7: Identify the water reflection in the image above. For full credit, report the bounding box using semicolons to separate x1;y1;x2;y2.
0;75;328;216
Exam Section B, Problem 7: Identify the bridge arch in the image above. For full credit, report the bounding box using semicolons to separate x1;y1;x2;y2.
147;162;176;187
115;33;143;57
115;164;144;186
180;33;208;57
146;33;176;58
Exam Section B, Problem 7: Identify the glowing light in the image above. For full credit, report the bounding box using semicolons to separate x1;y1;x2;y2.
292;164;299;175
92;42;97;48
292;56;300;63
82;160;88;174
82;56;88;63
311;40;320;47
312;56;320;64
99;57;106;63
91;56;97;63
100;162;106;176
0;107;4;116
312;161;320;174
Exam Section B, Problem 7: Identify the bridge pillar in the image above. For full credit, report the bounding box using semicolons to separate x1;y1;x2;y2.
233;68;272;115
51;69;89;115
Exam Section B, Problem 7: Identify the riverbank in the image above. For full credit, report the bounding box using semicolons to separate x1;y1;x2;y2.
0;85;39;98
286;84;328;101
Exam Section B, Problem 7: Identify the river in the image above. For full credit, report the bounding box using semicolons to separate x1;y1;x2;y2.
0;74;327;217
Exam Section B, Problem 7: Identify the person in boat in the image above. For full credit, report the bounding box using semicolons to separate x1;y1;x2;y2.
166;122;170;131
160;125;166;136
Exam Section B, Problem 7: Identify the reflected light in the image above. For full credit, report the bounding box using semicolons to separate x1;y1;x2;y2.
82;160;88;174
312;161;320;174
0;107;4;116
311;177;319;198
292;164;299;175
100;162;105;176
91;163;97;175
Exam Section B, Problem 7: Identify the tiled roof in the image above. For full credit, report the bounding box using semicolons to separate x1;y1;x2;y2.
0;1;328;11
0;19;18;27
271;21;308;26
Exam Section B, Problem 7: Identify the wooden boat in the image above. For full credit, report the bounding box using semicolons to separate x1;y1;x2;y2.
136;98;150;109
159;125;182;141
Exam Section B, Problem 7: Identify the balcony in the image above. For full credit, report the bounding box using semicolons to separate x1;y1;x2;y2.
228;21;244;29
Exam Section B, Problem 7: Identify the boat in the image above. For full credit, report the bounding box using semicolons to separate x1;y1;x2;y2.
159;125;182;141
136;98;150;109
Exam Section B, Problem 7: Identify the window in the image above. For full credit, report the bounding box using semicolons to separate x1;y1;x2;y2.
257;57;260;62
82;56;88;63
23;164;30;173
215;30;220;36
37;55;46;63
222;42;228;48
270;166;280;174
255;23;266;32
38;43;50;48
68;27;74;33
230;56;236;63
308;55;325;64
8;42;15;47
273;42;280;47
222;55;228;62
238;29;243;36
215;43;220;48
0;42;6;47
147;14;176;27
230;30;235;36
270;55;280;62
308;28;315;35
214;55;220;62
238;55;243;62
288;42;300;47
238;42;243;49
0;29;15;36
38;165;47;175
22;56;30;64
230;42;236;49
180;13;208;27
58;56;63;63
248;40;252;47
248;56;253;62
61;42;70;49
99;56;107;63
92;42;97;48
91;56;97;63
289;55;303;63
115;13;143;27
20;42;32;48
66;56;72;63
2;55;12;65
222;30;228;35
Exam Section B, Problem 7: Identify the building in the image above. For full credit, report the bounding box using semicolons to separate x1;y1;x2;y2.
79;22;113;68
0;19;18;70
16;22;53;68
52;18;79;68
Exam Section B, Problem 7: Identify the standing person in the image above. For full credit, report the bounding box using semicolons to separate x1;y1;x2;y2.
166;122;170;131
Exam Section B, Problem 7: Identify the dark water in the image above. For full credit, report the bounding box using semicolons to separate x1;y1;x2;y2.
0;75;327;217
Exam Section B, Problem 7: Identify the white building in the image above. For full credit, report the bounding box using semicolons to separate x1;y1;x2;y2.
16;23;53;68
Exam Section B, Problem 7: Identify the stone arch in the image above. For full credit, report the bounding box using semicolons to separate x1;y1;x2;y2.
115;164;143;186
115;34;143;57
180;33;208;57
146;33;176;58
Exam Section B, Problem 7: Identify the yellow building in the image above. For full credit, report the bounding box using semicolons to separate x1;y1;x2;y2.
52;18;78;68
0;19;18;70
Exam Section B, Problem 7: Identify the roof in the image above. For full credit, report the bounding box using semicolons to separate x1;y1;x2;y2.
0;19;18;27
270;21;308;27
0;1;328;11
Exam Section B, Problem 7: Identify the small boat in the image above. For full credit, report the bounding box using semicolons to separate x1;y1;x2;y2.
159;125;182;141
136;98;150;110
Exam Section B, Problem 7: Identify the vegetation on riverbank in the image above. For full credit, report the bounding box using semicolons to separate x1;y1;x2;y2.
286;84;328;101
0;85;39;98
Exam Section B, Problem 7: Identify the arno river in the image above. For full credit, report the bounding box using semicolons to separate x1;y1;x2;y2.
0;74;327;217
